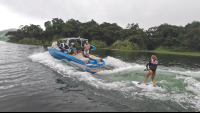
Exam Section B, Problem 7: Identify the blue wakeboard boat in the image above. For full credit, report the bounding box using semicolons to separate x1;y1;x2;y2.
47;37;105;73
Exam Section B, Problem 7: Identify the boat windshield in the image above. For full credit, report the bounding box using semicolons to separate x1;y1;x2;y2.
58;37;88;47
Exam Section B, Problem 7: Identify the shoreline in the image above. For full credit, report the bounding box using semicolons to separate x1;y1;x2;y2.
99;48;200;57
2;41;200;57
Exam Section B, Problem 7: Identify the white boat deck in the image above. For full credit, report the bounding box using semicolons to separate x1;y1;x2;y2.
89;54;101;60
72;55;89;61
69;54;103;64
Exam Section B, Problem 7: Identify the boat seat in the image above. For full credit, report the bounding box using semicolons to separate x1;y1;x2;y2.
84;60;89;64
80;57;89;61
68;54;89;61
93;64;99;66
89;60;94;62
97;59;101;62
74;56;89;61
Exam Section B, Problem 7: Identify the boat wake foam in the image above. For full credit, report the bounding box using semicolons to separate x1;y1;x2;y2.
29;52;200;111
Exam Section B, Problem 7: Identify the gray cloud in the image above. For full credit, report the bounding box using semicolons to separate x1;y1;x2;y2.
0;0;200;30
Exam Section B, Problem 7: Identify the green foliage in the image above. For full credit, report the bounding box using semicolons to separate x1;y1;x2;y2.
3;18;200;52
19;38;41;45
111;40;139;50
156;45;195;52
90;40;107;48
53;34;61;41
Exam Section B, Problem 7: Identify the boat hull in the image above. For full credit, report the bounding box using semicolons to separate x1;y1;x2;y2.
47;47;105;73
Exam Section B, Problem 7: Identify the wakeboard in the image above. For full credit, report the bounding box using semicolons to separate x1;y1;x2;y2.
132;81;161;88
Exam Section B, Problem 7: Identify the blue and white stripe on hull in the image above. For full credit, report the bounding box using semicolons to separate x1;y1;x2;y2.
47;47;105;73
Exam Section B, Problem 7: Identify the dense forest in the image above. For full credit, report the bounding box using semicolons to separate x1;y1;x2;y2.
4;18;200;52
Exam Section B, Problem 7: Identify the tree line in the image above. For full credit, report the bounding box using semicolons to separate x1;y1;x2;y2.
5;18;200;52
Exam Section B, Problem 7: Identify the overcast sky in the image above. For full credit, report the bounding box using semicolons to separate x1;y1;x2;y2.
0;0;200;31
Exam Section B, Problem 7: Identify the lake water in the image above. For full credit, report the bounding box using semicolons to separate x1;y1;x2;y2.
0;41;200;112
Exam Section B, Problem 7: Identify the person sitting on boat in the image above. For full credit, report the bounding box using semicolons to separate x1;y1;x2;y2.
73;49;84;59
84;41;90;58
51;40;57;48
72;50;77;56
70;43;77;55
75;49;83;56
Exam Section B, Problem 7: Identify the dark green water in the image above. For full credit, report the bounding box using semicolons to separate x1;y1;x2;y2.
0;41;200;112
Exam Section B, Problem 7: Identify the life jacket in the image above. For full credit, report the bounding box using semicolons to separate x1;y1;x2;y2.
147;59;158;70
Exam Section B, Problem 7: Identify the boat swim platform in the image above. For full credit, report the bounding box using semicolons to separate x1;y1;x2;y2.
71;55;105;72
89;68;105;72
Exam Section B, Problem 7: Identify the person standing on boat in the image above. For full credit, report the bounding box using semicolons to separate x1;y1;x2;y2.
84;41;90;58
143;55;158;87
51;40;57;48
